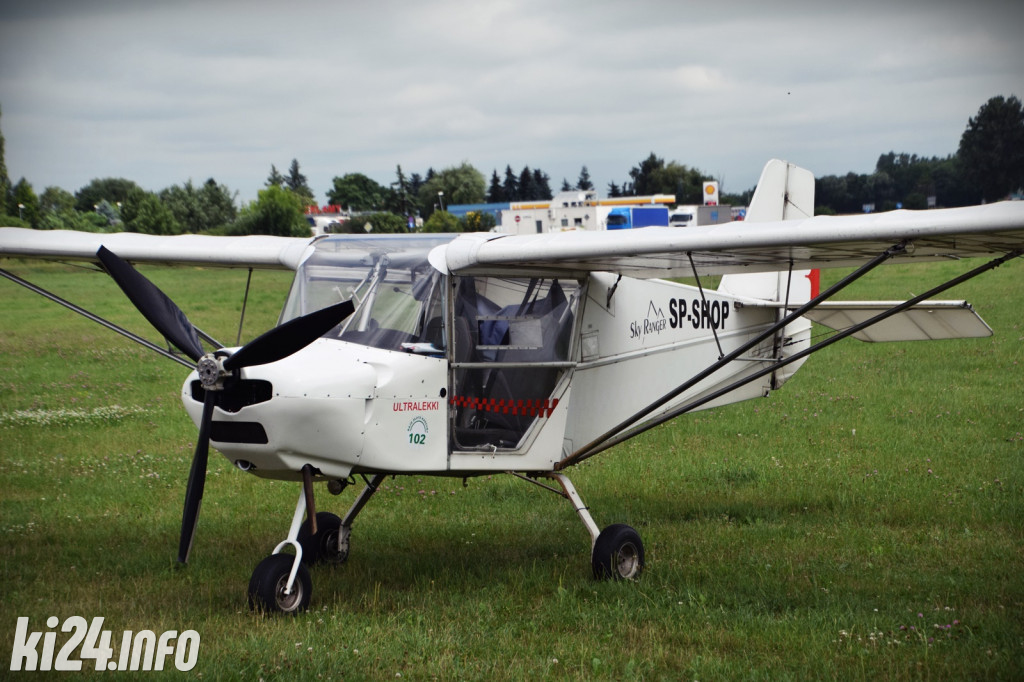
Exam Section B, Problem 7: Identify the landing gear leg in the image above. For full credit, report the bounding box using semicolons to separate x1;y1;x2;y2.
248;473;388;613
546;473;645;581
297;463;346;565
248;488;313;614
332;473;387;564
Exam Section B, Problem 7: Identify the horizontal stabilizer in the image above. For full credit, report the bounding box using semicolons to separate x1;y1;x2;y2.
743;300;992;342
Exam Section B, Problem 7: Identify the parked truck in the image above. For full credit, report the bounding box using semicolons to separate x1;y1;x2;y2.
606;206;670;230
668;205;733;228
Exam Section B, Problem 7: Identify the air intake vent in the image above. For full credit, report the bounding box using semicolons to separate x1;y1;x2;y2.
210;422;268;444
191;380;273;413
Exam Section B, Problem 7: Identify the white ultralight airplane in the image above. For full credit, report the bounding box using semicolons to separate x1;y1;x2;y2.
2;160;1023;613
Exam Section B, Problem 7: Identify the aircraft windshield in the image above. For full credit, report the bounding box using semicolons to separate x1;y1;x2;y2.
281;234;457;352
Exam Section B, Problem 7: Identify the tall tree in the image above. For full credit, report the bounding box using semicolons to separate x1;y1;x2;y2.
628;153;665;196
233;185;309;237
159;180;202;231
121;188;181;235
266;164;285;188
576;166;594;191
958;95;1024;202
161;179;237;232
518;166;537;201
74;178;142;213
417;162;486;214
0;105;10;216
628;153;709;202
326;173;388;211
10;178;39;227
408;172;425;201
486;169;504;203
39;186;76;216
422;209;460;233
286;159;314;204
389;165;413;216
199;178;238;229
349;211;407;234
37;186;106;231
502;165;519;202
532;168;553;200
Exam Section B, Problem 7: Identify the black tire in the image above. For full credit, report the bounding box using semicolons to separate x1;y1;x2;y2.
248;554;312;614
592;523;644;581
297;512;346;565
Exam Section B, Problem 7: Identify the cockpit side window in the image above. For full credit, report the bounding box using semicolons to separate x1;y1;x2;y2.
280;234;455;354
451;276;577;449
339;264;445;351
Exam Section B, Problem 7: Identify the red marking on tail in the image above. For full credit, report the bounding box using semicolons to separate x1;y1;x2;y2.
806;269;820;299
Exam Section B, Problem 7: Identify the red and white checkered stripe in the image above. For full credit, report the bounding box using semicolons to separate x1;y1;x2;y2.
449;395;560;418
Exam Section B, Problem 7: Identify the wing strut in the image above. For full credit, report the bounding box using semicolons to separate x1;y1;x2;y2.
235;267;254;346
559;246;1021;469
687;252;725;359
561;242;905;467
1;266;226;365
770;260;797;391
0;267;195;368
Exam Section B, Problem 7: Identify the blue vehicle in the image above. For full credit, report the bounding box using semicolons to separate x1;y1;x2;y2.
606;206;670;230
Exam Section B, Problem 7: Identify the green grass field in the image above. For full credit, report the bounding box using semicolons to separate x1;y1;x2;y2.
1;256;1022;680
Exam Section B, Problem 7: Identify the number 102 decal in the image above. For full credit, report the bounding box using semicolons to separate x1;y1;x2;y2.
406;416;429;447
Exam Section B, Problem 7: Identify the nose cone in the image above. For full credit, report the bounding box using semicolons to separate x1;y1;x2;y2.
181;339;376;481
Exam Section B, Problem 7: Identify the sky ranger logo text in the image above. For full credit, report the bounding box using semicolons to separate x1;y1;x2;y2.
629;301;669;341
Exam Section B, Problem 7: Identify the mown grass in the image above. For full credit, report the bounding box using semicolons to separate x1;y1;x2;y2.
1;257;1022;680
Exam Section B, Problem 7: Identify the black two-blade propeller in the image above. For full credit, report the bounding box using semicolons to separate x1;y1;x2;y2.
96;247;355;564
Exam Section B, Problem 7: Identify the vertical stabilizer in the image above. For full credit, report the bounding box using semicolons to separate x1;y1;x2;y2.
718;160;816;390
743;159;815;223
719;159;816;303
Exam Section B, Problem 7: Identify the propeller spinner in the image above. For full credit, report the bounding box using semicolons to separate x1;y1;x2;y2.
96;246;354;563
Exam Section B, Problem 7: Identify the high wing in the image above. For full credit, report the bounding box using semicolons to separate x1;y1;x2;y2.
0;228;319;367
0;227;317;270
432;201;1024;278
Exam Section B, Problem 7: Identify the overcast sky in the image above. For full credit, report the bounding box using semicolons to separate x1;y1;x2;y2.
2;0;1021;205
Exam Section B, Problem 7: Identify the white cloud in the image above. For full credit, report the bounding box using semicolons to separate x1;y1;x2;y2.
1;0;1021;203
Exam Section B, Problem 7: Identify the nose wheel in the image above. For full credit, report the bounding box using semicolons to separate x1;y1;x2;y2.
248;554;312;614
248;472;385;614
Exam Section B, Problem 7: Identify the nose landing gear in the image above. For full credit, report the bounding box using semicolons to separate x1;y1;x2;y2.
248;554;312;614
247;471;386;614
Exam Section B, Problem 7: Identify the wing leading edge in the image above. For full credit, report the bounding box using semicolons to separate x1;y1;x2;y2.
434;201;1024;278
0;228;317;270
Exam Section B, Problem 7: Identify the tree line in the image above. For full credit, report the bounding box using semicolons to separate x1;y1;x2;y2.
1;96;1021;237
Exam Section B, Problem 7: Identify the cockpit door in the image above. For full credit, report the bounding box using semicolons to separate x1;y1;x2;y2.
449;276;579;451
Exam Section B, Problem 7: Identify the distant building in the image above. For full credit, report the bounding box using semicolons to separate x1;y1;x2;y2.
450;191;676;234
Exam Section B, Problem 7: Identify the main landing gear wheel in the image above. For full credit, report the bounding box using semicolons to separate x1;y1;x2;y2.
297;512;347;565
592;523;645;581
248;554;312;614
